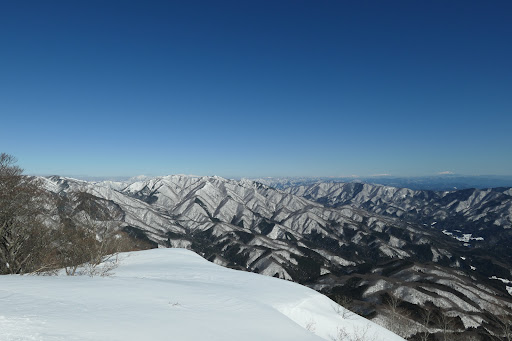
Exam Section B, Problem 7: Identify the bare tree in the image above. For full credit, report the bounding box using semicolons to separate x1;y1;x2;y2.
333;294;355;318
330;324;376;341
0;153;149;277
0;153;51;274
382;294;413;339
435;312;457;341
495;314;512;341
418;308;433;341
54;189;141;276
487;311;512;341
55;222;99;275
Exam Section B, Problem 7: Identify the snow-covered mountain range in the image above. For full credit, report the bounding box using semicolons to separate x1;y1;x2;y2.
40;175;512;339
284;182;512;267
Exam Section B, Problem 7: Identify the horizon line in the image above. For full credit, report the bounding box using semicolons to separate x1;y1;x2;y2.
28;173;512;182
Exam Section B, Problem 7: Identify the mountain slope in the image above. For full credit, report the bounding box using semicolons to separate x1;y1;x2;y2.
284;182;512;230
1;248;404;341
284;182;512;269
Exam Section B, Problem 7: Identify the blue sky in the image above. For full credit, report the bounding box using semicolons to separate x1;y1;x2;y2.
1;1;511;178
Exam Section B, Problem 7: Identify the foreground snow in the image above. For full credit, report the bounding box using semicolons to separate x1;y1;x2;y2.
0;249;403;341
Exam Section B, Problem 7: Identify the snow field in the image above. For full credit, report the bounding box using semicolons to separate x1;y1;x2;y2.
0;249;403;341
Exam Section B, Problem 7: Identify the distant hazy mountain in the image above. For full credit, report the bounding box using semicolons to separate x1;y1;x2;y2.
249;175;512;191
40;175;512;339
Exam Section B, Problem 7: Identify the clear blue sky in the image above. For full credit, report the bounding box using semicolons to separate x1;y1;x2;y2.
1;1;511;178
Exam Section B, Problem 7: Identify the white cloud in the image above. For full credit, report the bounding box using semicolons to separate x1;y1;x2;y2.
438;171;454;175
333;174;360;178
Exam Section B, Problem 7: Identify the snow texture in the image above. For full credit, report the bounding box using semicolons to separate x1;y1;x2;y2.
0;249;403;341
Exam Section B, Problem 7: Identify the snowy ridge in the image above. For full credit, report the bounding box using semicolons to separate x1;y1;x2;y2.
284;182;512;232
0;249;403;341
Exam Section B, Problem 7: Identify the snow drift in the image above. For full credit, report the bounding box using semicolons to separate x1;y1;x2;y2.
0;248;403;341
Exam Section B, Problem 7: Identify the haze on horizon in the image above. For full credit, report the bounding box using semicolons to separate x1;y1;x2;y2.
1;1;511;178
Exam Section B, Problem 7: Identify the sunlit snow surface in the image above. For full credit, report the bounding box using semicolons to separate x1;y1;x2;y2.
0;249;403;341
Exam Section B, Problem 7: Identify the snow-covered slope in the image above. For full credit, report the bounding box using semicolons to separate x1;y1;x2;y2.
0;249;403;341
284;182;512;232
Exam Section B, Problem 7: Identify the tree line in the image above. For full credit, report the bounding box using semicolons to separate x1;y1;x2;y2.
0;153;148;276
